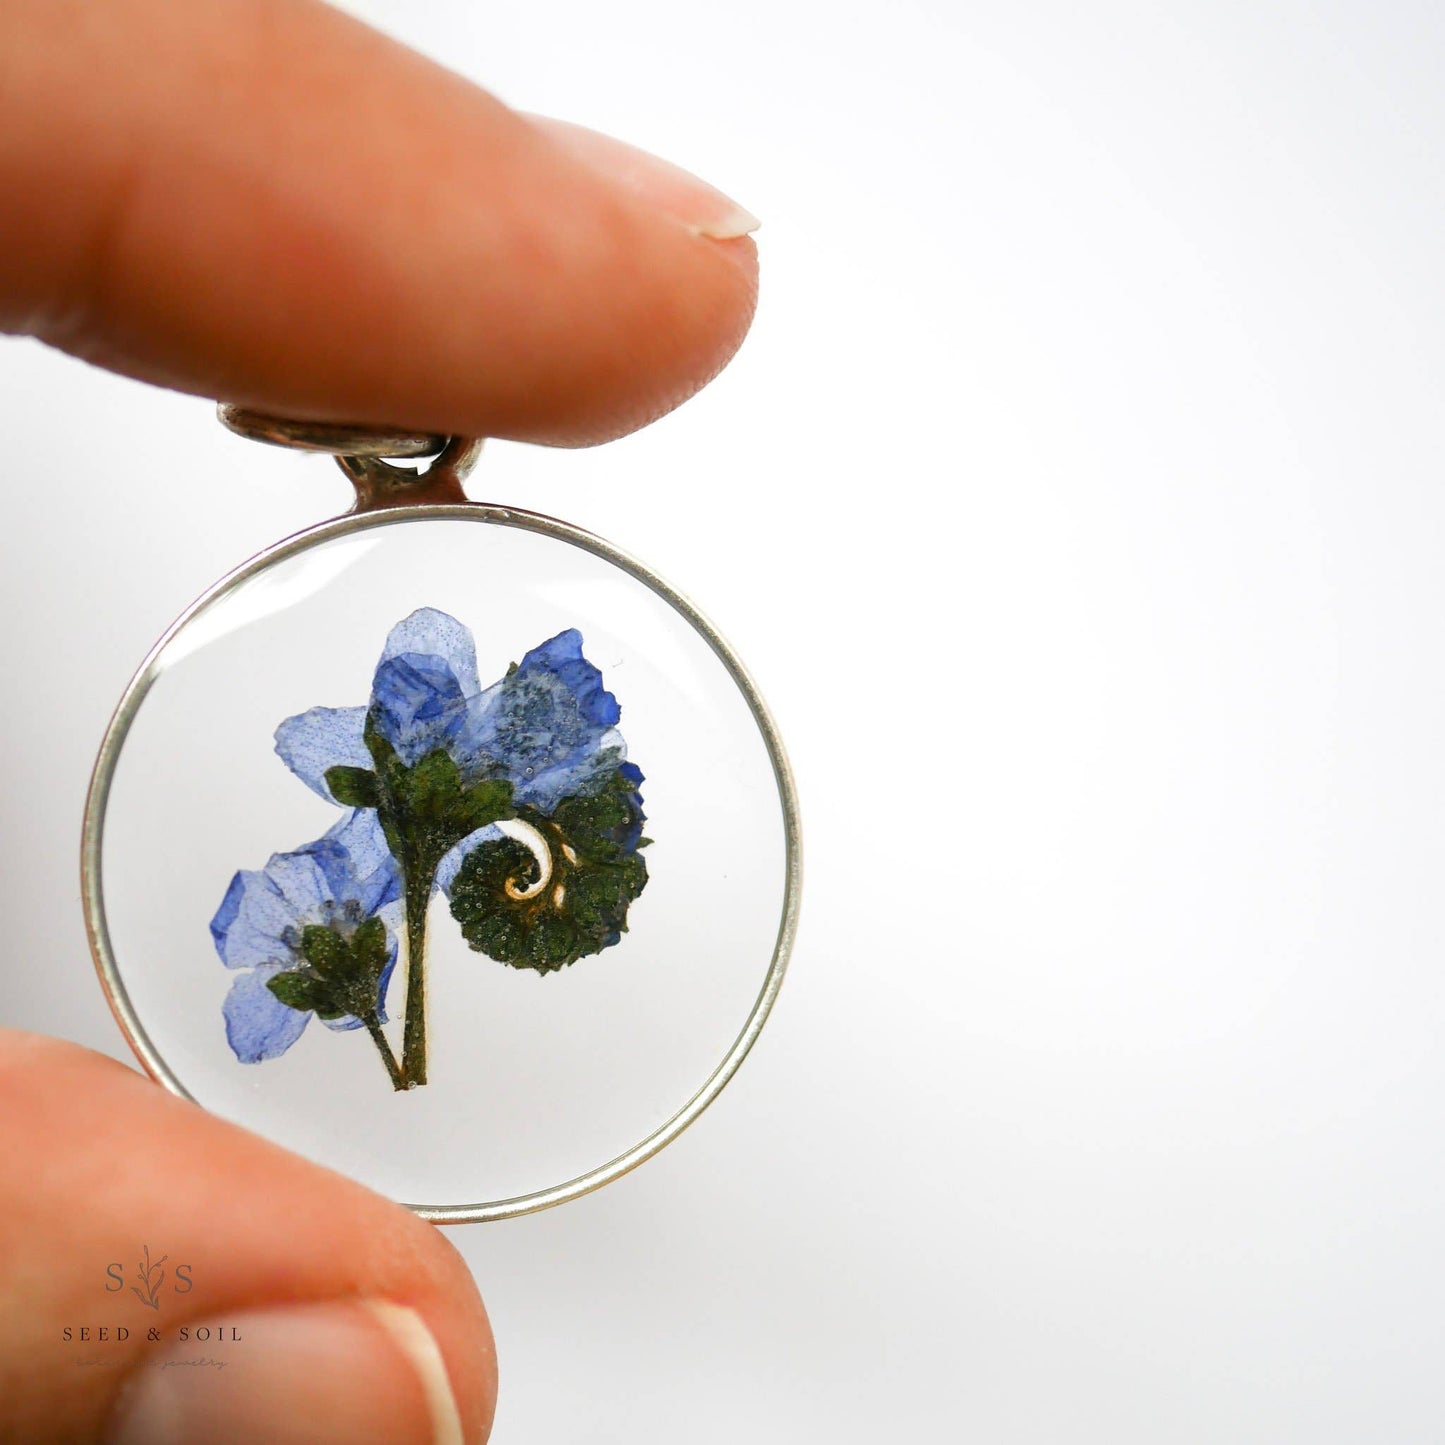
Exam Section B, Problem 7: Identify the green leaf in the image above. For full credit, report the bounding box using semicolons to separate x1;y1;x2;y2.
267;917;396;1022
350;916;390;982
402;749;464;823
324;765;379;808
360;723;516;885
448;768;649;974
266;969;329;1013
299;925;347;978
363;718;398;768
455;778;516;834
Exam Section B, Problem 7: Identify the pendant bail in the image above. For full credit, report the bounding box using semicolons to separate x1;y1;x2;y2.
216;403;483;511
336;436;484;512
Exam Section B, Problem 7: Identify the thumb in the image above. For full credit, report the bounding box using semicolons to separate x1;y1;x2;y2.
0;1029;496;1445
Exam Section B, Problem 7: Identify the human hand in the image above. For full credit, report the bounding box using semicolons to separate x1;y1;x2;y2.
0;1;759;1441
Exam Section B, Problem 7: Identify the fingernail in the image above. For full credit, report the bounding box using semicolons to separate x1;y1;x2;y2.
104;1300;465;1445
530;114;760;240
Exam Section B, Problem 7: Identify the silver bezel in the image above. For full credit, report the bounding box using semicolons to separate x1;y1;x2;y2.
81;501;801;1223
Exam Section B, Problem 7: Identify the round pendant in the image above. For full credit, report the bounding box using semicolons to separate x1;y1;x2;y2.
82;422;799;1222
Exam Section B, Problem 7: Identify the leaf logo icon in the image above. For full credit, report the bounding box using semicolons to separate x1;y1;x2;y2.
130;1245;168;1311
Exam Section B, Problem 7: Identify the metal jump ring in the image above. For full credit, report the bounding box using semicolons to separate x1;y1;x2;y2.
217;404;447;459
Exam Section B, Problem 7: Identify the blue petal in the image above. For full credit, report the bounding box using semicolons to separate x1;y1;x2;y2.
519;630;621;731
319;1014;364;1032
274;705;369;801
520;733;626;814
616;761;648;855
315;809;401;915
263;850;337;920
379;608;480;698
369;652;470;766
289;837;350;901
209;865;300;972
223;962;311;1062
209;871;247;956
461;629;626;809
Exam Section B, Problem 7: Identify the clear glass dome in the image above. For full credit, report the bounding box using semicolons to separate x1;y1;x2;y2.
89;508;795;1217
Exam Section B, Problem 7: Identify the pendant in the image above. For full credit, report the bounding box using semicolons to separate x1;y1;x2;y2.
82;409;800;1222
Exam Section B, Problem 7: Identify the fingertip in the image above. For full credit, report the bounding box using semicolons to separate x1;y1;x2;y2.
1;0;762;447
527;115;761;242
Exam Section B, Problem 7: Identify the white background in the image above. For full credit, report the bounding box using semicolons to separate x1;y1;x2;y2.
4;1;1444;1439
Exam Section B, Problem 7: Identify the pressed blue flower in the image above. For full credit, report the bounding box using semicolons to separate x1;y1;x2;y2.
223;604;650;1086
210;809;401;1063
269;611;475;802
274;609;630;878
262;608;648;1080
367;607;482;769
466;628;625;812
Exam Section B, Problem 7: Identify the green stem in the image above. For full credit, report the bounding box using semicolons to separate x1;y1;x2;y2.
363;1011;406;1092
400;867;436;1088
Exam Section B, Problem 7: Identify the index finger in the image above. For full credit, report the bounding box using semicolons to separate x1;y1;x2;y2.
0;0;759;446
